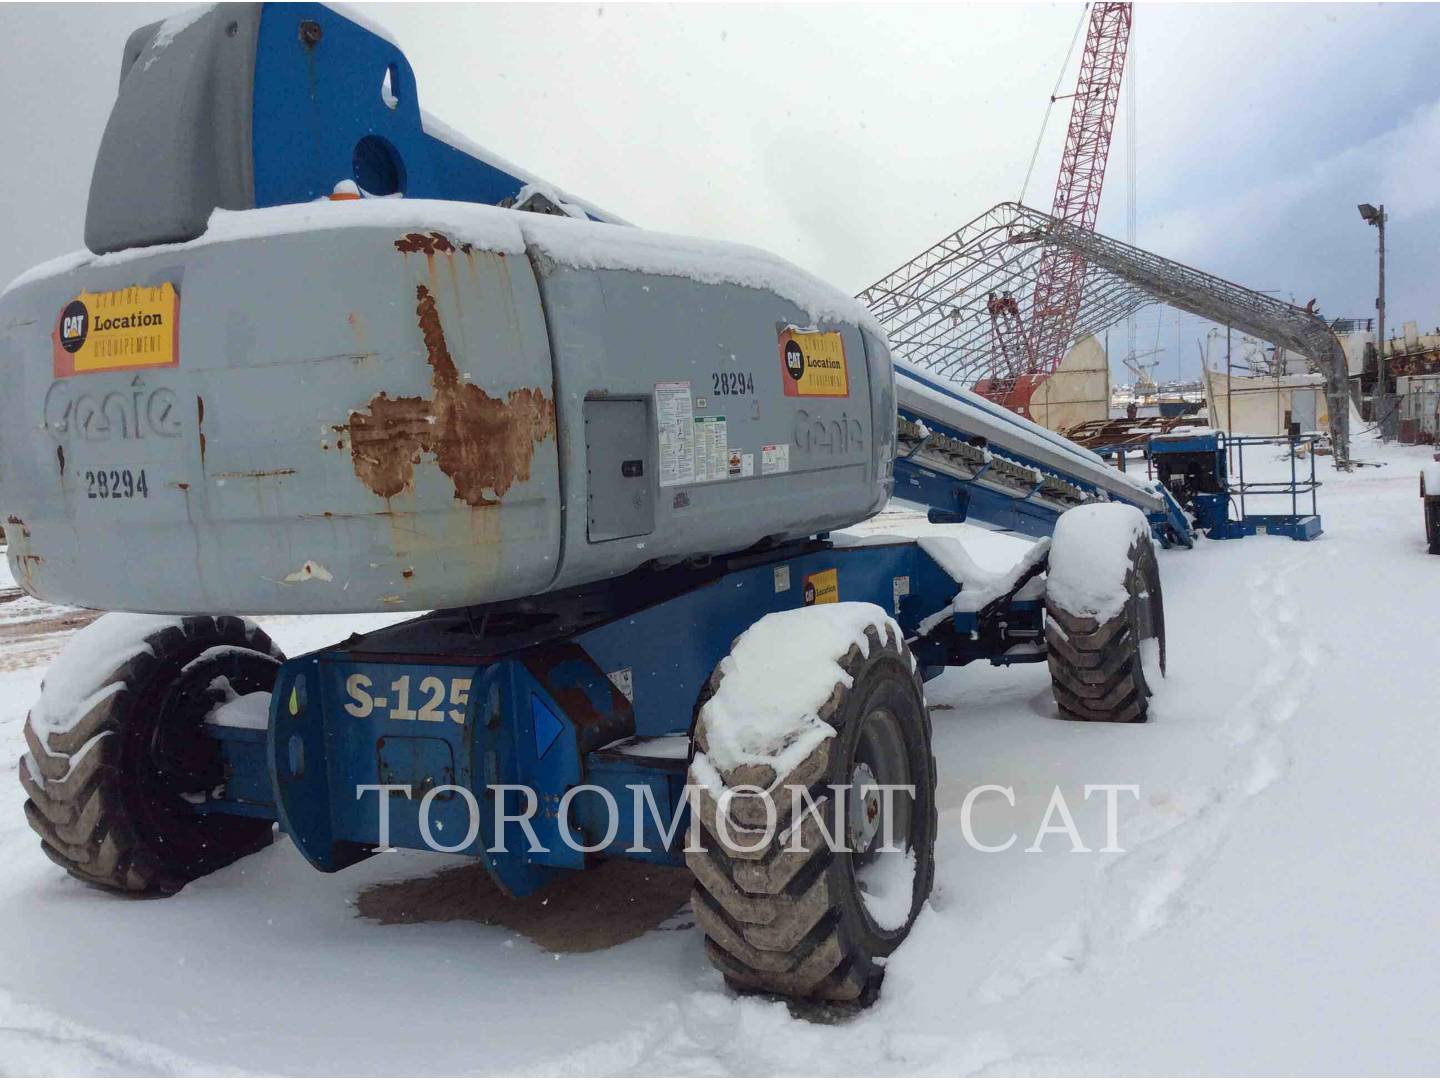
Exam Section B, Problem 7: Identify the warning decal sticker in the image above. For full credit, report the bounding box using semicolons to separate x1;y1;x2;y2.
655;381;696;487
779;326;849;398
803;568;839;605
761;443;789;475
53;284;179;378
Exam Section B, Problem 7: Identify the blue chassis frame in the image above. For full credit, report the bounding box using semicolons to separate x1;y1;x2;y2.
203;537;1045;896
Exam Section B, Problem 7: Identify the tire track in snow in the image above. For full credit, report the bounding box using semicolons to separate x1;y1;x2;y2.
0;987;233;1076
521;987;1018;1077
978;547;1322;1003
1120;550;1320;940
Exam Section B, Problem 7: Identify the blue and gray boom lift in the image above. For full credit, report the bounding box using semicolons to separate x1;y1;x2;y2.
2;4;1186;1005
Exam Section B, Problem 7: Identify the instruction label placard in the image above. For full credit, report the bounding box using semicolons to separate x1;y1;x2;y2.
694;416;729;482
655;381;695;488
774;564;791;593
779;327;849;398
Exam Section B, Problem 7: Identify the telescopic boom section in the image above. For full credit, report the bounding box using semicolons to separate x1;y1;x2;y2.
1027;1;1132;374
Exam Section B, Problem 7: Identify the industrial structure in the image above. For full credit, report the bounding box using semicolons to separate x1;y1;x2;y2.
1007;1;1133;388
857;201;1353;465
856;0;1352;467
901;0;1136;412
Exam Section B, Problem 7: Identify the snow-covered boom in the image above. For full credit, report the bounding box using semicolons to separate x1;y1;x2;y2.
4;3;1178;1008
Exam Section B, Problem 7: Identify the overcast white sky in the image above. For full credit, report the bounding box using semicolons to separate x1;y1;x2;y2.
1;2;1434;381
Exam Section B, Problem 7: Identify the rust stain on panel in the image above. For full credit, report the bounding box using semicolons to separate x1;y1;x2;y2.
348;394;430;499
197;396;207;465
395;231;459;256
15;553;44;591
345;283;555;507
347;311;368;351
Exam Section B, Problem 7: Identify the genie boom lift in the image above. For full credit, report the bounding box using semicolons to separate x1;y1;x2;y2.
0;4;1187;1006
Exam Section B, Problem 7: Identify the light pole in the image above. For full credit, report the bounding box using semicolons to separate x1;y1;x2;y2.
1358;202;1387;434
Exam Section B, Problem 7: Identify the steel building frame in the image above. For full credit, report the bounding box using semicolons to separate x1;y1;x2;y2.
857;201;1351;465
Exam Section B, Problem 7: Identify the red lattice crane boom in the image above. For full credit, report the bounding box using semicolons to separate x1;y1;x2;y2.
986;292;1031;376
1031;1;1131;368
977;2;1131;411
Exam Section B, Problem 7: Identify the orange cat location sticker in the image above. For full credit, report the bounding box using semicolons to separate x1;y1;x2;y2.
779;326;849;398
53;284;179;377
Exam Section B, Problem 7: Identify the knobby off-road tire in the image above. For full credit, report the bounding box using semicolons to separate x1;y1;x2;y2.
687;617;937;1006
20;614;283;895
1422;474;1440;555
1045;505;1166;724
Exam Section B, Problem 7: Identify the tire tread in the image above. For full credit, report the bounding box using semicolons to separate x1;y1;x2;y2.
687;622;934;1005
1045;529;1164;725
19;617;282;895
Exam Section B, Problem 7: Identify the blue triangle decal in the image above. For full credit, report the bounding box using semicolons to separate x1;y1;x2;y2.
531;694;565;759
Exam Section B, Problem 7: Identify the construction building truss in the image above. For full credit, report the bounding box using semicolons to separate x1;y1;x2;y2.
856;201;1352;465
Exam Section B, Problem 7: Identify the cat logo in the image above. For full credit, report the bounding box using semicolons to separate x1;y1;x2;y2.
783;338;805;381
58;300;89;354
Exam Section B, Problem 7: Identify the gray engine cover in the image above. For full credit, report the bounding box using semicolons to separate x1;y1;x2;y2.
0;202;892;614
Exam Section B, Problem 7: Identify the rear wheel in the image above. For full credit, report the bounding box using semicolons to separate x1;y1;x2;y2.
20;614;283;895
1045;504;1166;724
687;609;936;1006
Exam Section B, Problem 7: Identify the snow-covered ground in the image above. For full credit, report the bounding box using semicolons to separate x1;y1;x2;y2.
0;432;1437;1075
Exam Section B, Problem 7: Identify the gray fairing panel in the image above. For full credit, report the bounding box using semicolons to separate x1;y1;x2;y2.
532;258;889;593
1;203;890;615
85;5;261;255
2;215;562;614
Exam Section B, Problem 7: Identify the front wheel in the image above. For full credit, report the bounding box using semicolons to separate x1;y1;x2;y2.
20;614;283;894
687;605;937;1006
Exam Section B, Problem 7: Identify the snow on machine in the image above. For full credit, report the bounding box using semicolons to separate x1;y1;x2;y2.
1;3;1181;1005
